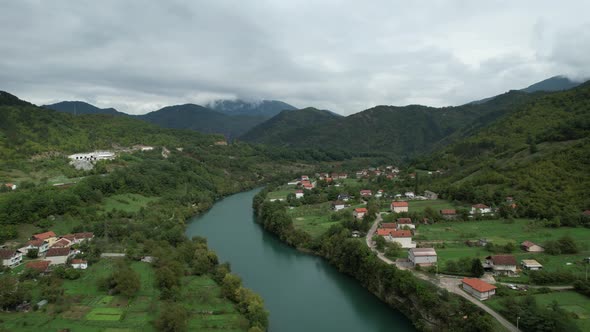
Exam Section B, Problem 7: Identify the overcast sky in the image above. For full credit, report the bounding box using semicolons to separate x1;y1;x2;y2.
1;1;589;115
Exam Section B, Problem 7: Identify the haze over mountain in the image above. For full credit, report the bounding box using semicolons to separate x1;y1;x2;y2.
43;101;128;116
520;75;584;93
207;99;297;117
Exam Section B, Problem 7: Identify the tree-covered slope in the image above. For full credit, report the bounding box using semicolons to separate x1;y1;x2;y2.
521;75;584;93
138;103;269;138
207;99;297;117
421;82;590;219
43;101;128;116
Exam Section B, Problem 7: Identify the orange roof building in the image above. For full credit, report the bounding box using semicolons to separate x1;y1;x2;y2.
461;278;497;300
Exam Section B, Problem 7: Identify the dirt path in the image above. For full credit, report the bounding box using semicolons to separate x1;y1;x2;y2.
366;213;521;332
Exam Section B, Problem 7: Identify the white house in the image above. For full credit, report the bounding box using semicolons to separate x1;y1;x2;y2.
375;190;384;198
408;248;437;267
68;151;115;161
462;278;497;300
301;175;309;181
485;255;517;275
386;230;416;248
471;204;493;215
295;190;304;199
353;208;368;219
45;247;72;265
521;259;543;270
4;183;17;190
390;201;409;213
331;201;346;211
404;192;415;199
71;259;88;270
0;249;23;268
396;218;415;230
521;241;544;252
19;239;50;255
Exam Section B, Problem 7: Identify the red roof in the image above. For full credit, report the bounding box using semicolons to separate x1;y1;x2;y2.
583;210;590;216
391;201;408;207
440;209;456;215
52;238;72;248
32;231;56;240
360;190;372;194
377;229;394;236
71;259;87;264
354;208;368;213
462;278;496;293
397;218;412;224
472;204;489;209
489;255;517;266
390;230;412;238
27;239;45;247
46;247;70;257
26;260;50;272
381;223;397;229
521;241;536;248
301;180;311;186
0;249;18;259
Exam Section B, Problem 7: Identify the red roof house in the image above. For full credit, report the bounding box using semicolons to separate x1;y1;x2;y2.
380;223;397;229
462;278;497;300
32;231;56;241
25;260;50;272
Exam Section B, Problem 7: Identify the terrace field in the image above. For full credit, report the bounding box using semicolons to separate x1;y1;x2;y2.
287;202;340;238
101;193;159;213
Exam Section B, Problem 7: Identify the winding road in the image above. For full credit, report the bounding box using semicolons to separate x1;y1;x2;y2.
366;213;521;332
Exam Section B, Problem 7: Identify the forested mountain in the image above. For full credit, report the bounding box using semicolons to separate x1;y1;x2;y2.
521;75;584;93
43;101;128;116
240;91;538;156
420;81;590;219
138;103;269;138
207;99;297;117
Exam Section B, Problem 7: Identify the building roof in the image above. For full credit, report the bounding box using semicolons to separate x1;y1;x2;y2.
391;201;409;207
462;278;497;293
331;201;346;206
521;259;543;267
46;247;71;257
0;249;17;259
521;241;537;248
489;255;517;266
377;229;394;236
32;231;57;240
27;239;46;247
440;209;457;215
472;204;490;209
397;218;412;224
360;190;372;193
71;259;87;264
51;238;72;248
390;230;412;238
381;223;397;229
409;248;437;256
354;208;368;213
25;260;50;271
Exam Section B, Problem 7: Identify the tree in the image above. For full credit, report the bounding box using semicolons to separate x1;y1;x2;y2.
26;248;38;259
221;273;242;302
374;235;386;251
155;303;188;332
558;236;578;254
471;258;484;277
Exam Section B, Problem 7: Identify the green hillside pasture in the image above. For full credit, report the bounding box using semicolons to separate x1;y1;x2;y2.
86;308;124;321
101;193;159;213
408;199;462;213
288;202;339;238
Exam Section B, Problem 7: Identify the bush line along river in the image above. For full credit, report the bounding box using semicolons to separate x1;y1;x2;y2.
186;188;415;332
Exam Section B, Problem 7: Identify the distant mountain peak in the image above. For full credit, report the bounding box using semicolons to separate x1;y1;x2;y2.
520;75;584;93
207;99;297;117
43;100;126;116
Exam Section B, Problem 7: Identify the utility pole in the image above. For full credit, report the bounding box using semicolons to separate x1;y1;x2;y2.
517;316;520;330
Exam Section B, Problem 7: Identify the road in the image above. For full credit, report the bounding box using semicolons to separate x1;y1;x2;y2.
366;213;521;332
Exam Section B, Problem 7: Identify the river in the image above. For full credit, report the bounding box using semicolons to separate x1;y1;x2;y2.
186;188;415;332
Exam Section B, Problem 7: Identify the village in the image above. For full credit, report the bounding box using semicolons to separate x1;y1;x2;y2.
266;167;590;331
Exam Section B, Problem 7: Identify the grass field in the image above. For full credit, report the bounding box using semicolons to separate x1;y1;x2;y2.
288;202;340;238
408;199;462;212
101;193;159;213
266;187;295;200
487;291;590;331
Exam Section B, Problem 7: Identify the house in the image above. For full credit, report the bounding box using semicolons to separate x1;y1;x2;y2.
521;259;543;270
485;255;517;275
440;209;457;220
51;238;73;248
45;247;72;265
337;193;350;201
377;228;394;236
521;241;544;253
471;204;492;215
25;260;50;273
353;208;368;219
391;201;409;213
404;192;415;199
295;190;304;199
301;175;309;181
133;145;154;151
380;223;397;229
62;232;94;245
360;190;372;197
4;183;17;190
303;183;314;190
386;230;416;248
424;191;438;200
214;140;228;146
337;173;348;179
68;151;115;161
506;197;514;204
396;218;415;230
408;248;437;267
32;231;58;246
375;189;384;198
331;201;346;211
19;239;50;255
0;249;23;268
71;259;88;270
461;278;497;300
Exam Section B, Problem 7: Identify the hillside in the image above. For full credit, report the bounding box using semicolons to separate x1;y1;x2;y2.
241;93;536;157
207;99;297;117
138;103;268;138
521;75;584;93
43;101;128;116
422;82;590;219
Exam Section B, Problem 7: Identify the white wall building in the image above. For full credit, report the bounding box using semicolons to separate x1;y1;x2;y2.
408;248;437;267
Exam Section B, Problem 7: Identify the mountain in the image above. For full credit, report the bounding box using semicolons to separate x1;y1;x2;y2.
207;99;297;117
138;104;268;138
43;101;127;116
520;75;584;93
421;81;590;218
240;92;536;157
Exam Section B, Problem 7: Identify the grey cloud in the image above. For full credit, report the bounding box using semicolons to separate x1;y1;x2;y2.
1;0;589;115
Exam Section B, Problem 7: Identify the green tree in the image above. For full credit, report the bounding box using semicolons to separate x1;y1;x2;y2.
155;303;188;332
26;248;39;259
471;258;484;277
221;273;242;302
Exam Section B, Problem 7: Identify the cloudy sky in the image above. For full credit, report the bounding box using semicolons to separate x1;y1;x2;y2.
1;1;589;115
